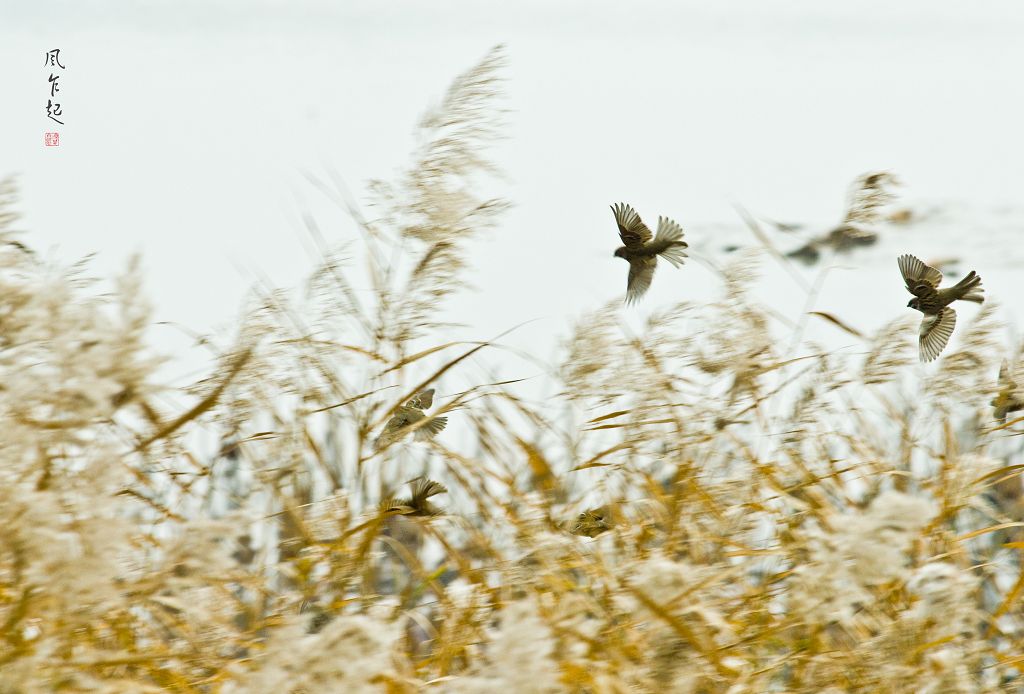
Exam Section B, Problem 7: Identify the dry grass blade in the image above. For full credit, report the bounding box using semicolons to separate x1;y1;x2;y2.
379;340;491;376
808;310;864;339
572;442;632;471
735;203;810;292
135;346;253;450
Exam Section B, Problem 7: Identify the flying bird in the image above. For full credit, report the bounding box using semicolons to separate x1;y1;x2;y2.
374;388;447;449
382;478;448;517
569;508;612;538
611;202;688;304
992;360;1024;423
787;171;898;264
898;254;984;362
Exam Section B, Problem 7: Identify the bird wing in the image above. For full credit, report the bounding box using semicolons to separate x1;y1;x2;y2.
898;254;943;296
382;410;410;434
413;416;447;441
407;388;435;410
381;498;416;515
843;171;896;226
625;256;657;305
654;216;686;244
650;216;688;268
409;478;447;503
919;307;956;362
611;203;652;249
374;410;412;449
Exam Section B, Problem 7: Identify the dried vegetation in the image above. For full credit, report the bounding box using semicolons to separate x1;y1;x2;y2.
2;47;1024;693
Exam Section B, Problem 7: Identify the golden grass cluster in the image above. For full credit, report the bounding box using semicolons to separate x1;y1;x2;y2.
2;47;1024;693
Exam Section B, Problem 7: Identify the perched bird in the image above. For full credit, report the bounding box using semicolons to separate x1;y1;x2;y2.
898;254;984;362
374;388;447;449
611;202;688;304
992;359;1024;423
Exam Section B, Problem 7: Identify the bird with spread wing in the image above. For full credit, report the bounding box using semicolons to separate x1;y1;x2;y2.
898;254;984;362
374;388;448;449
611;202;688;304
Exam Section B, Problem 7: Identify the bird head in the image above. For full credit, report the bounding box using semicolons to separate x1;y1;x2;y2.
907;297;920;310
613;247;626;259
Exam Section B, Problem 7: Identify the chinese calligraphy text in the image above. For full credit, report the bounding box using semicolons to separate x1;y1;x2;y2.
44;48;66;133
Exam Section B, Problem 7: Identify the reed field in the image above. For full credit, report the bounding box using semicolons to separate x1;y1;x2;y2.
2;47;1024;693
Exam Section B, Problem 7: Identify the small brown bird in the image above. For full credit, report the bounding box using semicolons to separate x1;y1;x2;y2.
382;478;448;517
374;388;447;449
898;254;984;362
611;202;688;304
992;360;1024;423
569;508;611;538
787;171;897;264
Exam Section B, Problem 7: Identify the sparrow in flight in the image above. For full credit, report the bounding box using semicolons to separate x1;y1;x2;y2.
611;202;688;304
787;171;897;264
898;254;984;362
992;359;1024;423
374;388;447;449
382;478;448;517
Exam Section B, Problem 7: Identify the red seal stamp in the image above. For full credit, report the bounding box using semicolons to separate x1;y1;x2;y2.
44;132;60;146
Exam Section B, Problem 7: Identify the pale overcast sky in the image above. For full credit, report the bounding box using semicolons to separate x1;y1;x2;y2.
3;1;1024;379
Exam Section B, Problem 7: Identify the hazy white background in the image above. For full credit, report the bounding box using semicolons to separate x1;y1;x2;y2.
3;0;1024;381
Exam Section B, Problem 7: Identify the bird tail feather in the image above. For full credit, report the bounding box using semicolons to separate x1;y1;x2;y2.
953;271;984;303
